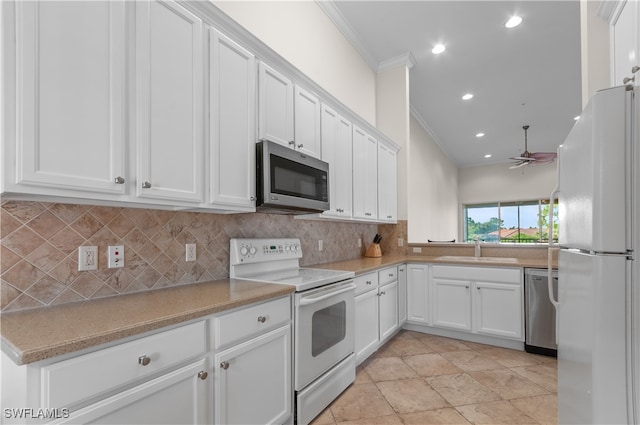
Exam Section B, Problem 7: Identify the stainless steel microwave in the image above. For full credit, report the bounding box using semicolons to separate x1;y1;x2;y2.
256;140;330;214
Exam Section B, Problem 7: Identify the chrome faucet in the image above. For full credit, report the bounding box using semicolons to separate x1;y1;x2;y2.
473;237;481;257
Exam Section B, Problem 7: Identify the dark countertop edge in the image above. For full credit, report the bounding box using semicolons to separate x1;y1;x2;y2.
1;279;295;366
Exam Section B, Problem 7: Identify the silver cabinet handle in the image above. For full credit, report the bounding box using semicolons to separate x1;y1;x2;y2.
250;196;256;201
288;141;295;146
387;215;392;219
198;371;208;380
138;355;151;366
114;176;125;184
633;66;640;73
389;273;394;277
220;361;230;370
297;144;304;149
366;280;372;285
257;316;266;323
142;181;151;189
624;76;635;84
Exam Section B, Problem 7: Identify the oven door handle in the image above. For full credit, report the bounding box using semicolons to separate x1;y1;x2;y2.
298;283;356;306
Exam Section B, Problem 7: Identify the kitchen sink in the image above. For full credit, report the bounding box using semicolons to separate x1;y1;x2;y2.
435;255;520;263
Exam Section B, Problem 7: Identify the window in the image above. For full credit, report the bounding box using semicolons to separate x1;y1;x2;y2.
464;199;558;244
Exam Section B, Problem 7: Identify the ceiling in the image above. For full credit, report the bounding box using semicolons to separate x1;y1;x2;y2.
322;0;583;167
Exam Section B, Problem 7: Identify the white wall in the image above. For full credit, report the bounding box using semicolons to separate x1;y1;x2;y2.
580;0;610;107
213;0;377;125
458;162;557;205
408;115;458;243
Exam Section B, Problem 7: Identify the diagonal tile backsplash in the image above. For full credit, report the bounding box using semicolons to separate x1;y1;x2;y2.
1;201;405;312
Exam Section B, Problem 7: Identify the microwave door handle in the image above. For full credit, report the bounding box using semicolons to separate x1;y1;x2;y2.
299;283;356;306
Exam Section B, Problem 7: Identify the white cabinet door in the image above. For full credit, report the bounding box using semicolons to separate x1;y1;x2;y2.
258;62;294;147
474;281;523;340
214;325;292;425
377;143;397;223
432;278;472;331
60;358;210;425
294;86;321;158
355;288;379;364
352;125;378;220
407;264;430;324
135;0;204;203
13;1;126;195
321;105;352;218
379;280;399;342
209;28;256;211
397;265;407;324
610;0;640;87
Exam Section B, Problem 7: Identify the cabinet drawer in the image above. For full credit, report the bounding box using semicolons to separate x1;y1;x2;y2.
213;296;290;349
432;265;521;283
378;266;397;286
354;272;378;296
41;321;207;409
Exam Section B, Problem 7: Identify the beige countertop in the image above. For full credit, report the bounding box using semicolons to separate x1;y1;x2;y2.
0;279;294;366
1;253;555;366
313;254;555;275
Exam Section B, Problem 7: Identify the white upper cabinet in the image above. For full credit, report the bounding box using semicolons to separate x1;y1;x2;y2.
135;0;204;203
294;86;321;158
209;28;256;211
352;125;378;220
258;62;294;147
610;1;640;87
321;105;352;218
11;1;127;195
377;142;398;223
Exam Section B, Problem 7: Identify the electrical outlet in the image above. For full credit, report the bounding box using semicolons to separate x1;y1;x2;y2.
357;238;362;248
397;238;404;247
186;243;196;262
412;247;422;253
78;246;98;271
318;240;323;251
108;245;124;268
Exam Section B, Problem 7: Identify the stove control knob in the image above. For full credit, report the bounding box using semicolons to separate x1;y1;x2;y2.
240;246;248;256
249;246;257;255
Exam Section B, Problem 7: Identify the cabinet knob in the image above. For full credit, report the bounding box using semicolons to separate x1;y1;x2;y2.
220;361;230;370
633;65;640;73
197;371;208;380
250;196;256;201
380;291;386;296
297;144;304;149
257;316;267;323
389;273;394;277
138;355;151;366
465;285;469;289
142;181;152;189
623;76;635;84
288;141;295;146
114;176;125;184
366;280;372;285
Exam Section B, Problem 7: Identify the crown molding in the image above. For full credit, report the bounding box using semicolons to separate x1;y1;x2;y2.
315;0;379;71
378;52;416;72
410;105;455;163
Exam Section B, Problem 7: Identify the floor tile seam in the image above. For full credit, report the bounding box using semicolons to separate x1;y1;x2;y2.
451;399;542;425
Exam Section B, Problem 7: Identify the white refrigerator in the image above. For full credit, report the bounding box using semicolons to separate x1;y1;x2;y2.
551;85;639;424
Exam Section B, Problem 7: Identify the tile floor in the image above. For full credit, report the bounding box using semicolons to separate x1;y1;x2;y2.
311;330;558;425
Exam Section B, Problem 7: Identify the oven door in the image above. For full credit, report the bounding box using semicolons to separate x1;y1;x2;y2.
294;279;355;390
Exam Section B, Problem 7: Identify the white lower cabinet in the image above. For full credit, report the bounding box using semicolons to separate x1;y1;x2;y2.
430;265;524;341
354;267;399;365
59;357;210;425
406;264;430;324
213;325;291;425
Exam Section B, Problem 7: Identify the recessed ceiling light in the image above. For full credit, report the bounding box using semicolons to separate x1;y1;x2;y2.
432;44;446;54
574;115;580;120
505;15;523;29
484;154;492;158
462;93;474;100
476;132;485;138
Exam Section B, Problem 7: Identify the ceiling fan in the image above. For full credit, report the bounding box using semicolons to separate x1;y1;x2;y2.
509;125;557;169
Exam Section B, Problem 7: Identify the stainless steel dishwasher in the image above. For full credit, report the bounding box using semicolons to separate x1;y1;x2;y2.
524;268;558;356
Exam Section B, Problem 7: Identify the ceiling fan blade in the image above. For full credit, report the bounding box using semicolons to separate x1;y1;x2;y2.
510;156;536;161
509;161;527;169
530;152;557;161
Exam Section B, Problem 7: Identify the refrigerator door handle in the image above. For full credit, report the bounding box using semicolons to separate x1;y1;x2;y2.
548;146;561;311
